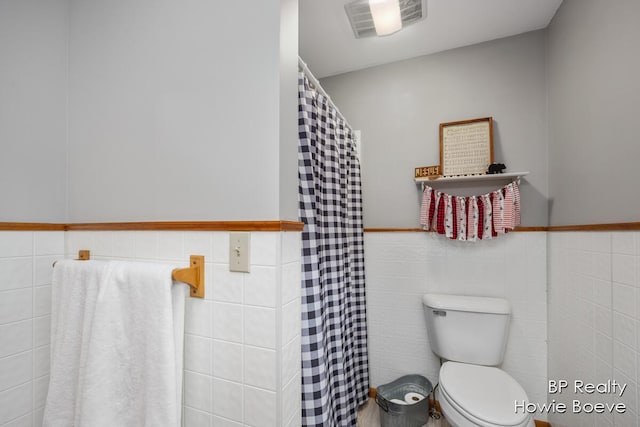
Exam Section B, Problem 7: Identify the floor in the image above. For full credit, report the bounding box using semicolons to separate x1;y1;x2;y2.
357;398;451;427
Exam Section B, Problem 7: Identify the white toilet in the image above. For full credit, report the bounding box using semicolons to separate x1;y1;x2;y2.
422;294;535;427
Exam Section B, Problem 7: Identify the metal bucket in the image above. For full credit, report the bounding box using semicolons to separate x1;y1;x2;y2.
375;374;433;427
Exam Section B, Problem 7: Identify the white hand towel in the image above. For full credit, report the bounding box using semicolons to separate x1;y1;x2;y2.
44;260;186;427
44;260;107;427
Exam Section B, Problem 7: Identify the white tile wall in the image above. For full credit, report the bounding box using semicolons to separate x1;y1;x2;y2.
0;231;64;427
548;232;640;427
364;232;549;417
8;228;597;426
244;347;276;390
64;230;302;427
243;386;276;427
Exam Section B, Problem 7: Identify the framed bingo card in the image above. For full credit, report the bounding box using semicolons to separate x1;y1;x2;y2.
439;117;494;177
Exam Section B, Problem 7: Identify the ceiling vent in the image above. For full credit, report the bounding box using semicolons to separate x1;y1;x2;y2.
344;0;427;38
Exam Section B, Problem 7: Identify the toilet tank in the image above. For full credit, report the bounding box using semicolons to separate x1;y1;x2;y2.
423;294;511;366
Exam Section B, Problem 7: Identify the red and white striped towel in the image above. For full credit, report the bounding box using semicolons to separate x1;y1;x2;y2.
420;186;432;230
513;181;521;227
503;183;515;230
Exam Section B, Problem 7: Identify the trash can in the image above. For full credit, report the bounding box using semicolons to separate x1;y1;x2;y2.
375;374;433;427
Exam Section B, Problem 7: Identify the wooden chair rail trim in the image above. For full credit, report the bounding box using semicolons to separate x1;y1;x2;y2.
546;222;640;231
65;221;304;231
3;221;640;233
0;222;67;231
0;221;303;232
363;227;546;232
365;222;640;232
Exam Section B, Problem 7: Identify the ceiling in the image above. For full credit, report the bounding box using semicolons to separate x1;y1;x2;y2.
299;0;563;78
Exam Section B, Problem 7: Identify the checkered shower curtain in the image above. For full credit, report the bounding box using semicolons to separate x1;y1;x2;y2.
298;72;369;427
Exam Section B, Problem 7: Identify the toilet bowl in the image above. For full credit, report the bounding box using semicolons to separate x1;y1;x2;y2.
436;362;534;427
422;294;536;427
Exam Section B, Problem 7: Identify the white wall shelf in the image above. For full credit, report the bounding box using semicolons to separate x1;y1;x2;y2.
415;171;529;186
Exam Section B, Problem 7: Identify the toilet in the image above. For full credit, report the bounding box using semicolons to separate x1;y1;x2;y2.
422;294;535;427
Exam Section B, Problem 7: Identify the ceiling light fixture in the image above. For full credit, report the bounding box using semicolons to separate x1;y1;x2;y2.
369;0;402;36
345;0;426;39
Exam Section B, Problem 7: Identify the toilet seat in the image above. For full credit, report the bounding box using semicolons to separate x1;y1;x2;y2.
439;362;531;427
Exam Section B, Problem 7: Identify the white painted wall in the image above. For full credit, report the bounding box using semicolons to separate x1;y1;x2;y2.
67;0;293;222
547;0;640;226
278;0;300;222
320;31;549;228
0;1;68;222
0;0;297;224
365;232;548;418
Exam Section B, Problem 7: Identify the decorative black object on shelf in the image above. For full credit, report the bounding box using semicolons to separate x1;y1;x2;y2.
487;163;506;174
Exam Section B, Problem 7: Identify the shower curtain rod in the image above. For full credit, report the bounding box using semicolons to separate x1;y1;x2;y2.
298;57;353;132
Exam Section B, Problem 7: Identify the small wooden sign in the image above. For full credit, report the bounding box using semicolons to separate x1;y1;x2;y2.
415;165;441;178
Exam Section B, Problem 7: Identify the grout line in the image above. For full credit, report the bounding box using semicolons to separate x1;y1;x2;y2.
240;268;246;426
608;232;615;395
206;411;243;425
0;255;36;261
30;232;37;417
0;348;33;364
0;378;33;395
32;372;49;381
0;412;32;427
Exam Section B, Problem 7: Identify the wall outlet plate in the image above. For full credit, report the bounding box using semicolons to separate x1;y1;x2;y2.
229;232;250;272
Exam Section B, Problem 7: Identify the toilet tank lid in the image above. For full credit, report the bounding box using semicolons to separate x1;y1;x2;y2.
422;294;511;314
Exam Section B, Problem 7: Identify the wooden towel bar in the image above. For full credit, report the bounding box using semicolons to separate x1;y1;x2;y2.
54;250;205;298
